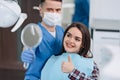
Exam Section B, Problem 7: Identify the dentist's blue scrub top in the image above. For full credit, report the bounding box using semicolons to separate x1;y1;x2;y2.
24;22;64;80
41;53;94;80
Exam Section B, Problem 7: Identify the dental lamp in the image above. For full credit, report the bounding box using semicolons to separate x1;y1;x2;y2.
0;0;27;32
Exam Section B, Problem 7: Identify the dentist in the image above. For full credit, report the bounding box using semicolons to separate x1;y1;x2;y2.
21;0;64;80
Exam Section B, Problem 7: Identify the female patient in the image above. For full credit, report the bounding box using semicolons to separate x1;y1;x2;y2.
41;22;99;80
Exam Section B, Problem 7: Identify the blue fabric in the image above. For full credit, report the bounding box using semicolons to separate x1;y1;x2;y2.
24;23;64;80
72;0;89;28
41;53;94;80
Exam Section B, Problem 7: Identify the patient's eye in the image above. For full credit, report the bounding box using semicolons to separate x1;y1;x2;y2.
66;32;72;38
75;37;81;42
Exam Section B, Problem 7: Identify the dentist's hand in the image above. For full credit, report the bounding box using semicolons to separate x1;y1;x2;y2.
21;48;35;63
61;56;74;73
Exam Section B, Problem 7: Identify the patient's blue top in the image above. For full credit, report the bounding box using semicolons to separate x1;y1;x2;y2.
41;53;94;80
24;22;64;80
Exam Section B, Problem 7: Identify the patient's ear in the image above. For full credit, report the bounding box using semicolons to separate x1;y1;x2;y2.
81;45;84;48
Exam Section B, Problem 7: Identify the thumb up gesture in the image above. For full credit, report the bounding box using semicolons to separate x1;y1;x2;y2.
61;56;74;73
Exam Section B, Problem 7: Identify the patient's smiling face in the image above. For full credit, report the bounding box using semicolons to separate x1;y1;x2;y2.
63;27;83;53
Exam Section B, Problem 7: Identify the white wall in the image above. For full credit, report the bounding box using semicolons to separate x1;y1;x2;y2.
62;0;74;28
90;0;120;20
90;0;120;30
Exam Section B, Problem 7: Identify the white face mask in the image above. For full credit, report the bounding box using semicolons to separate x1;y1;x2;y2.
42;12;62;27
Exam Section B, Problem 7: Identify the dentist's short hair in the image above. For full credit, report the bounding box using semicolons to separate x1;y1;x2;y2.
40;0;62;6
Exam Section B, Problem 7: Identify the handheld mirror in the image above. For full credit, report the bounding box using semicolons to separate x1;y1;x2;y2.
21;23;42;68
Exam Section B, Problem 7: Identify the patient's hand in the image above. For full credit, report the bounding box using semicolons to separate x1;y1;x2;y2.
61;56;74;73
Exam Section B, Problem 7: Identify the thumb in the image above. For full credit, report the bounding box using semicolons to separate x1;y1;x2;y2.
68;55;72;63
